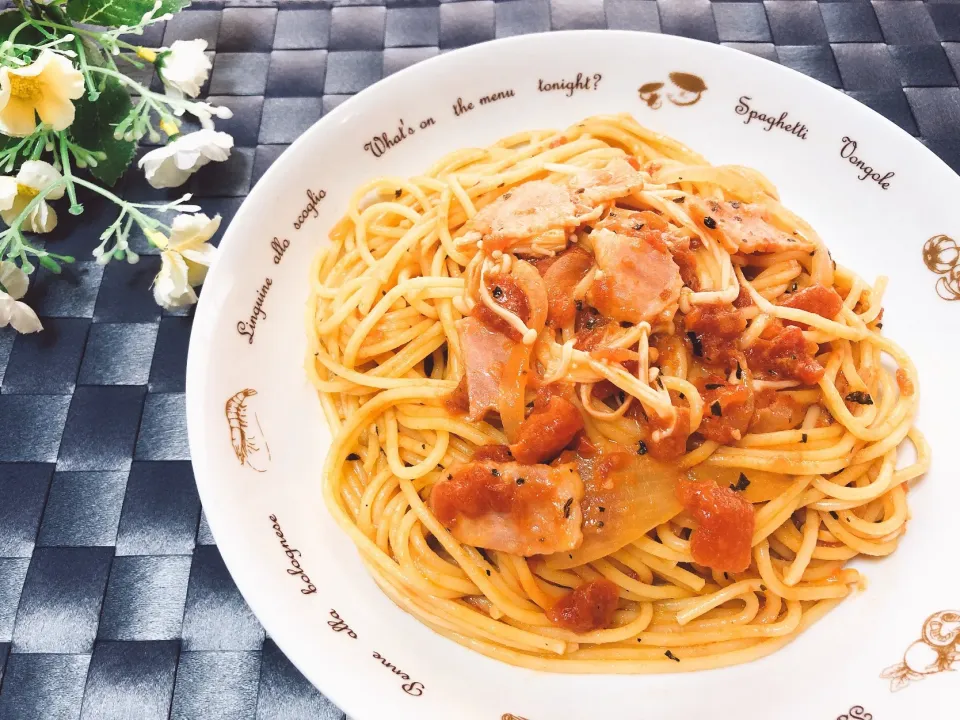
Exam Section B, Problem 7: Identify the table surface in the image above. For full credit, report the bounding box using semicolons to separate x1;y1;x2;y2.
3;0;960;718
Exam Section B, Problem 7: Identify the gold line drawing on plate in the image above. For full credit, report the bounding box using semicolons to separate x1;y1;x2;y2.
225;389;272;472
501;715;529;720
922;234;960;300
880;609;960;691
638;72;707;109
836;706;872;720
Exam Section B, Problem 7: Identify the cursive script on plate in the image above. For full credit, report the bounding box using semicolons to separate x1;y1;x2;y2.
372;651;425;696
364;117;436;158
293;188;327;231
840;136;894;189
268;514;317;594
237;278;272;344
735;96;808;140
328;609;358;639
538;73;602;97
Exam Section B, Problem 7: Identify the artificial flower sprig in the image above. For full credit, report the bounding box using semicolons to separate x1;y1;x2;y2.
0;0;237;331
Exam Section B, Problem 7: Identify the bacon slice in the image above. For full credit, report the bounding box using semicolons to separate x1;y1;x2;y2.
568;157;644;205
546;578;620;633
691;198;815;255
430;460;584;556
745;323;823;385
684;302;746;366
676;478;755;573
468;181;597;254
509;395;584;464
455;316;515;421
587;228;682;324
542;245;594;327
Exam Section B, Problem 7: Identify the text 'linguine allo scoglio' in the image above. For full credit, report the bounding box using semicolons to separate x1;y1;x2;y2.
306;114;928;673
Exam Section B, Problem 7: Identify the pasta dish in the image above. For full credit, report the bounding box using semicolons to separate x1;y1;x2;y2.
307;114;928;672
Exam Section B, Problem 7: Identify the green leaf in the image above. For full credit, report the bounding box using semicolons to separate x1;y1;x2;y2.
66;0;191;27
0;9;48;47
69;76;136;187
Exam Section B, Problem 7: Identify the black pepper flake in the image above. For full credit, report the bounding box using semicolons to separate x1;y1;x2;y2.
730;201;741;209
491;468;501;477
637;441;648;455
539;537;545;543
394;189;402;198
845;392;874;405
672;197;685;204
575;187;585;194
679;392;686;400
503;192;512;199
563;497;574;519
637;638;642;642
736;362;743;380
656;376;664;389
790;282;798;293
598;506;605;512
447;474;453;480
497;182;505;188
710;400;722;417
730;473;750;492
633;223;645;231
597;521;605;528
801;433;808;444
492;286;504;300
575;299;584;311
876;322;883;329
703;216;717;230
346;453;360;461
486;569;491;576
705;383;723;390
569;554;574;560
620;321;633;328
687;331;703;357
830;511;839;519
516;477;525;485
665;650;680;662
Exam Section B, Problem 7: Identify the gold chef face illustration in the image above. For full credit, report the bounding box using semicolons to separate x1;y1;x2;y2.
667;72;708;106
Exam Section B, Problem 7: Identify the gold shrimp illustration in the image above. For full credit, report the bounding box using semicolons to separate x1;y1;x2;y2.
225;388;271;472
922;234;960;300
880;609;960;691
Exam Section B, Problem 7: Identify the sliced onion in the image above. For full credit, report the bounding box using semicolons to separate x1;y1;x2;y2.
509;259;548;334
686;464;794;503
545;446;683;570
498;342;531;442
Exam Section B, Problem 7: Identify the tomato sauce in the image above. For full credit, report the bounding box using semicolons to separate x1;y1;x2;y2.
745;323;824;384
542;245;594;328
676;478;755;572
684;303;747;366
698;378;754;444
473;274;530;340
780;284;843;320
509;396;585;464
546;578;620;633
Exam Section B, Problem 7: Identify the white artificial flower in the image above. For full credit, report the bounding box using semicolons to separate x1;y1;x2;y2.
150;213;220;309
0;261;42;334
0;160;65;233
138;130;234;189
0;50;85;136
157;39;211;100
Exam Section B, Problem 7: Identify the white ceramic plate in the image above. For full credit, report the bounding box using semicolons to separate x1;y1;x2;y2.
186;31;960;720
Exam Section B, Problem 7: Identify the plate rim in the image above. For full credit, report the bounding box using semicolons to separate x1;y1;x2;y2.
185;29;960;719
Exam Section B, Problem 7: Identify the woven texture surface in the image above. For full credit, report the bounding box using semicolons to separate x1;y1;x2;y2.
2;1;960;718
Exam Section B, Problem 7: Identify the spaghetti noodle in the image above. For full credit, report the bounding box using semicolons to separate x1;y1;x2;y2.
307;114;928;672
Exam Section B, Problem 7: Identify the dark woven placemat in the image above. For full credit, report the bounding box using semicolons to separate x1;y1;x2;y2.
2;1;960;718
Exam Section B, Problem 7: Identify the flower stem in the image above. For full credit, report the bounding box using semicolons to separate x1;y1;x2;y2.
57;136;83;215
